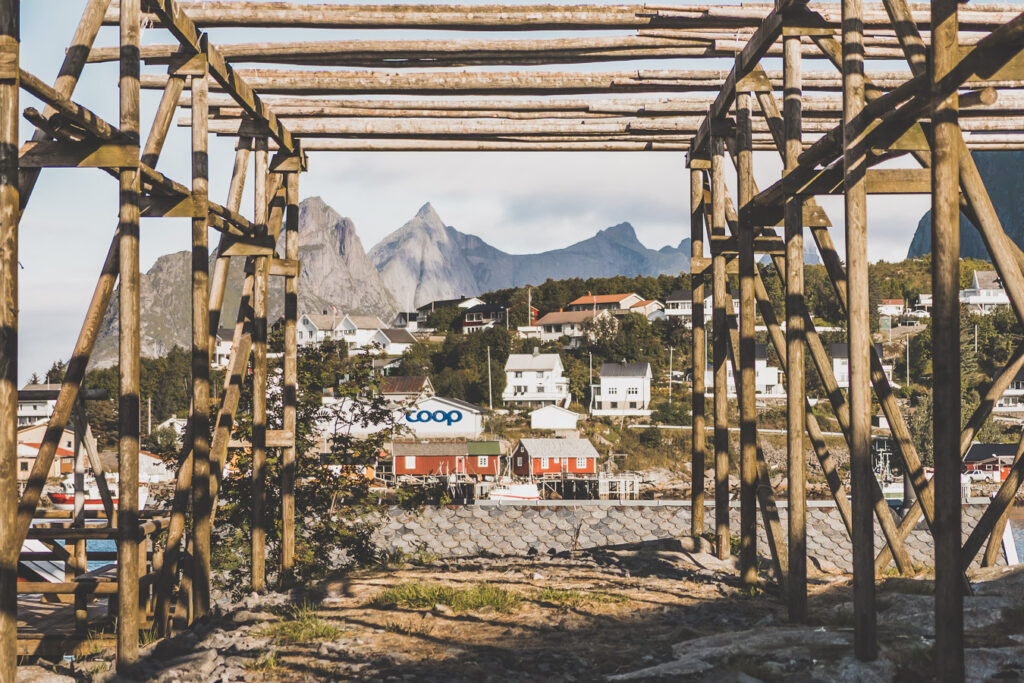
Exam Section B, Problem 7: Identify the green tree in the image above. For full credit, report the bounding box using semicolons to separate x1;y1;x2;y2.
426;306;461;333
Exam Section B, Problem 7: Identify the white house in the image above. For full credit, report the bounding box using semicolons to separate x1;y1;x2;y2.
212;326;234;369
877;299;905;317
960;270;1010;314
339;314;388;349
830;343;896;388
591;361;653;417
995;367;1024;412
629;299;666;320
17;383;60;427
705;344;785;397
368;328;417;355
533;309;610;347
664;289;738;327
156;415;189;439
530;404;581;432
462;303;508;333
566;292;645;313
297;312;343;346
502;349;571;407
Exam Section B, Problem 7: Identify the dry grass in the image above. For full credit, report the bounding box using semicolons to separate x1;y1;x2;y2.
369;582;523;613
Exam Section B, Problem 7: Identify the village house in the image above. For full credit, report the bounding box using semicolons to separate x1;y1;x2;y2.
319;393;484;439
367;328;417;355
591;361;653;417
830;343;896;388
502;349;571;407
566;292;645;314
211;326;234;369
663;289;739;327
390;311;422;332
339;314;389;349
17;383;60;427
530;404;581;433
994;367;1024;412
511;438;600;478
629;299;665;320
391;440;501;481
533;309;611;347
16;423;76;481
963;442;1016;481
704;344;785;398
877;299;905;317
462;302;508;333
380;376;434;405
415;296;484;316
912;293;933;315
960;270;1010;314
297;312;343;346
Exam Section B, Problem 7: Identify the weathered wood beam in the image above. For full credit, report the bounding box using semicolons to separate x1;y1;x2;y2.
690;168;706;539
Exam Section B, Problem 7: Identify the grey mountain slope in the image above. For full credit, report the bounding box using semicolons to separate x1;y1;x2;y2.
371;203;692;308
907;151;1023;260
90;197;397;368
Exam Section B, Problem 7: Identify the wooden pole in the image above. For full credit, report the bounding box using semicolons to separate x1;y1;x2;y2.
209;137;252;351
117;0;141;670
190;55;212;621
710;134;729;561
931;0;964;677
690;167;706;539
843;0;877;660
251;137;269;592
281;169;299;576
783;31;807;622
0;0;18;676
736;89;757;587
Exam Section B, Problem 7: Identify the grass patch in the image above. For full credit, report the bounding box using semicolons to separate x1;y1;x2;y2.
246;649;281;674
534;587;629;608
384;617;435;637
260;602;341;645
369;582;522;613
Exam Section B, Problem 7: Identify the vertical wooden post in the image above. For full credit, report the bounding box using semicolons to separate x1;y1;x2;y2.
843;0;877;660
190;56;212;621
282;170;299;576
710;135;729;561
117;0;142;670
690;168;706;538
783;31;807;622
736;90;757;587
251;138;269;592
72;409;87;631
0;0;18;675
931;0;963;677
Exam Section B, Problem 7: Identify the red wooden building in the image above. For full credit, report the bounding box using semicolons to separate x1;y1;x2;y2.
511;438;599;478
392;441;501;480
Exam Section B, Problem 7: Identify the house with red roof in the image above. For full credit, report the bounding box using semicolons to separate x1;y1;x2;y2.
566;292;645;313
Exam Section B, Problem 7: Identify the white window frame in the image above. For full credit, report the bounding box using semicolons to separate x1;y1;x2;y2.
576;457;587;469
477;456;488;467
540;457;549;469
404;455;416;469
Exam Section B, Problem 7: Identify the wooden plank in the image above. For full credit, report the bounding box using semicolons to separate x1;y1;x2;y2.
251;138;269;592
690;168;706;539
865;168;930;194
281;170;299;577
18;140;138;168
710;136;730;562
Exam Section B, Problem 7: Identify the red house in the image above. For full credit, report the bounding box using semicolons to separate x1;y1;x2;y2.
392;441;501;480
511;438;599;478
963;443;1016;481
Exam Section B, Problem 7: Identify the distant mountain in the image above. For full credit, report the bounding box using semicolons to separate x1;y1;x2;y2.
90;197;397;368
370;203;691;310
906;152;1023;260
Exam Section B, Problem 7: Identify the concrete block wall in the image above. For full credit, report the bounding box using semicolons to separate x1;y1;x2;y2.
371;501;1005;572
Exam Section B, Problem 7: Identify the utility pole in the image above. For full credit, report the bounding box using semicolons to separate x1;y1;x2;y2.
588;352;593;411
147;396;151;435
669;346;674;405
974;323;978;354
487;346;493;410
906;337;910;384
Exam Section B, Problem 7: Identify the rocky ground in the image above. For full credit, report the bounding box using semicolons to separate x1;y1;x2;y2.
19;539;1024;683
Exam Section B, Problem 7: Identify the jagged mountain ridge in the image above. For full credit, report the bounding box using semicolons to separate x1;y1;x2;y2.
907;151;1022;260
370;203;692;310
90;197;397;368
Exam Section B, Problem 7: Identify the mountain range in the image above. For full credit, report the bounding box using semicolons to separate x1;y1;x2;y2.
90;199;694;366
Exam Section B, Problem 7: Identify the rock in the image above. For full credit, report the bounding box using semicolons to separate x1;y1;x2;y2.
531;572;545;581
697;672;763;683
432;603;454;616
15;666;75;683
231;609;281;625
964;646;1024;682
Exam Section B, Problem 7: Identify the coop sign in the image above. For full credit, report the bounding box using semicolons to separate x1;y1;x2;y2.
405;409;463;426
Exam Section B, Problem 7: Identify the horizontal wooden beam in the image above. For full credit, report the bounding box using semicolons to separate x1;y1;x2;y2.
18;140;139;168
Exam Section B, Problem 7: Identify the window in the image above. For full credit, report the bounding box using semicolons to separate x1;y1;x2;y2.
404;455;416;469
20;462;27;471
629;402;637;409
607;387;618;395
540;457;549;469
516;456;523;466
611;402;618;409
536;386;544;393
576;457;587;469
627;386;638;395
478;456;488;467
514;371;523;378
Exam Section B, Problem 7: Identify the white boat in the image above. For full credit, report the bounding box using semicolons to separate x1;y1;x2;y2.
47;475;149;511
487;483;540;501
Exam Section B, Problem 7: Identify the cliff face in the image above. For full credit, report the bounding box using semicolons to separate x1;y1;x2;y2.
90;197;397;368
371;203;691;309
907;151;1024;260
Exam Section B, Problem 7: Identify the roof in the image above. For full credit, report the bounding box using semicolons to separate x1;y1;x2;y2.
829;343;884;359
631;299;662;308
19;383;62;393
879;299;904;305
964;442;1018;464
393;441;468;457
531;405;579;417
467;441;502;456
302;313;338;330
415;297;479;312
567;293;636;306
974;270;1003;290
380;376;430;395
505;352;562;372
515;438;599;459
380;328;417;344
600;361;650;377
535;310;597;326
418;395;483;414
216;326;235;340
346;314;387;329
463;302;507;314
666;289;692;301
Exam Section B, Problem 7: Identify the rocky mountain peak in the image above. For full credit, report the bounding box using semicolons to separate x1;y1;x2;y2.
598;222;640;244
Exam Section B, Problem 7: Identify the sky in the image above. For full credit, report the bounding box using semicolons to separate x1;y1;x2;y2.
14;0;956;381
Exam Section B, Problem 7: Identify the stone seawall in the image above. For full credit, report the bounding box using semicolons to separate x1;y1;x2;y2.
371;500;1005;573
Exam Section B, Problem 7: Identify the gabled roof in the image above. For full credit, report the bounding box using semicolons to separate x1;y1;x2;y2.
666;289;692;302
531;405;579;417
415;296;482;312
600;361;650;378
515;438;599;459
964;442;1017;464
379;328;417;344
505;352;563;372
417;395;483;414
974;270;1002;290
19;383;62;393
467;441;502;456
216;326;235;340
463;302;507;314
631;299;662;308
393;441;468;457
380;376;431;395
345;314;387;330
535;310;597;326
567;293;637;306
301;313;339;330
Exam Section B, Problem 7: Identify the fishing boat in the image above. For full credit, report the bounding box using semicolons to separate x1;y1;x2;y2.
47;476;149;511
487;483;540;501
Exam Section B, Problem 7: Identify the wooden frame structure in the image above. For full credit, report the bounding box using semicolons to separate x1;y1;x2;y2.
2;0;1024;679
